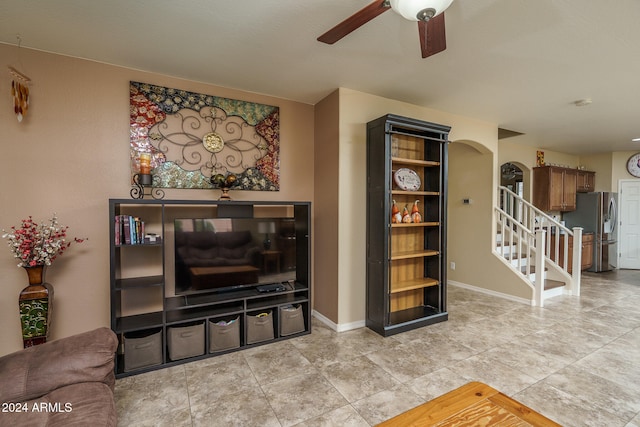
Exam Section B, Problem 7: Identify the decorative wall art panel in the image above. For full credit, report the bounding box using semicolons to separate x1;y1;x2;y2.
130;81;280;191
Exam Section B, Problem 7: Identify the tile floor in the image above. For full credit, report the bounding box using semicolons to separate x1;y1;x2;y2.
115;270;640;426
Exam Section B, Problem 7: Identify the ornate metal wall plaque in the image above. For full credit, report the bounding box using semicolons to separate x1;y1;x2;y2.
130;81;280;191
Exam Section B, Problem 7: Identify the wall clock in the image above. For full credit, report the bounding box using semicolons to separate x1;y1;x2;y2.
627;153;640;177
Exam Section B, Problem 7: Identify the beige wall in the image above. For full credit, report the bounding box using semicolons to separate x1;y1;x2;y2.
0;44;314;356
579;152;613;192
498;135;579;170
448;141;532;300
313;90;339;322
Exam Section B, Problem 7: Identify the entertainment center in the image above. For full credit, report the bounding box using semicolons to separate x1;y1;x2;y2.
109;199;311;378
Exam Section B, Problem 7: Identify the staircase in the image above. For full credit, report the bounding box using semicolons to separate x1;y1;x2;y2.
494;186;582;307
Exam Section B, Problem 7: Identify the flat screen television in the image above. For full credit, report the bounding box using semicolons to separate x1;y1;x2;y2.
174;217;298;295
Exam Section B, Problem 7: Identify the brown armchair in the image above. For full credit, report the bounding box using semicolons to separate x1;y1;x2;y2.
0;327;118;427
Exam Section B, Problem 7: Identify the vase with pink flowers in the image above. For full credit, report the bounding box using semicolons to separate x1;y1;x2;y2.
2;214;86;347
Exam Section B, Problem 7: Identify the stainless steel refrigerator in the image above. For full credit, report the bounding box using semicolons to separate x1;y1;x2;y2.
563;192;617;272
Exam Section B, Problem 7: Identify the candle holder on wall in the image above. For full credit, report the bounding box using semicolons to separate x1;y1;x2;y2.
130;151;164;199
130;173;165;200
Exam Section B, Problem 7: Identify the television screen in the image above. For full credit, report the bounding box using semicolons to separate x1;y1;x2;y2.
174;218;297;295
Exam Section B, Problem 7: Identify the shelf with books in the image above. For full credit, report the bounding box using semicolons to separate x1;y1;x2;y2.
114;215;163;246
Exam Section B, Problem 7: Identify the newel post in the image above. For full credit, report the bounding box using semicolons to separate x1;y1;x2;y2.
572;227;583;296
534;228;546;307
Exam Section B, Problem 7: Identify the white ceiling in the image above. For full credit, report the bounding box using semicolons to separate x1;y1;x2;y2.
2;0;640;154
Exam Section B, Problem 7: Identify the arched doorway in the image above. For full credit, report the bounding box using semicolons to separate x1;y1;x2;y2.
500;162;524;197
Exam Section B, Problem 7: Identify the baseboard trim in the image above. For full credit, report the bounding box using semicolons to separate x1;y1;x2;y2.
543;285;565;299
448;280;534;306
312;310;366;333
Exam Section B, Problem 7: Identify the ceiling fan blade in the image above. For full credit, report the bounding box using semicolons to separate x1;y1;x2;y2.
418;12;447;58
318;0;390;44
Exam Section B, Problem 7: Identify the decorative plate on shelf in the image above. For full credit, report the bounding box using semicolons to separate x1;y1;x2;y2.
393;168;421;191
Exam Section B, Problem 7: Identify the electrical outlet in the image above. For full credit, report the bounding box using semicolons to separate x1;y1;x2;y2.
450;261;456;270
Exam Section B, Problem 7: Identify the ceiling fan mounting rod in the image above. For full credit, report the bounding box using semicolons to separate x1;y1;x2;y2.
388;0;453;21
416;7;436;21
384;0;435;20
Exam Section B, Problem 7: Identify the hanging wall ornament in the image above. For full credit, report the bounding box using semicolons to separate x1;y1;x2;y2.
8;66;30;122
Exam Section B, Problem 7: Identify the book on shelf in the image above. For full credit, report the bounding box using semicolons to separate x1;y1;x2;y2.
114;215;158;245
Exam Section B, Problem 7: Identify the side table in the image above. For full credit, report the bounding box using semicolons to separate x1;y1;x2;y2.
261;250;282;274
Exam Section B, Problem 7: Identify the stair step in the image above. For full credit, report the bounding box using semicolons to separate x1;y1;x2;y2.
520;265;547;274
544;279;565;291
506;252;529;259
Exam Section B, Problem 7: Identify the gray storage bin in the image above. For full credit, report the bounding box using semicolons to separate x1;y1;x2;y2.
209;316;241;352
279;305;305;336
124;329;162;372
168;322;205;361
246;311;274;344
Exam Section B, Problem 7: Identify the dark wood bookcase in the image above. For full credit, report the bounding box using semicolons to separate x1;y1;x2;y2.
366;114;449;336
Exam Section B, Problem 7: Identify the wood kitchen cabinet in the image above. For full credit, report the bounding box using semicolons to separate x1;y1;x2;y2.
549;232;594;273
576;170;595;192
533;166;577;212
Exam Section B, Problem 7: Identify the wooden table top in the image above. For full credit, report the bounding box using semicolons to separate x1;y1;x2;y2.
377;381;561;426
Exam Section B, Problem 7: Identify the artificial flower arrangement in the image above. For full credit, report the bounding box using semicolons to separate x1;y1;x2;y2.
2;214;86;267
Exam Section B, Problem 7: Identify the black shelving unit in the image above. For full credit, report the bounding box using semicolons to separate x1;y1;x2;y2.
366;114;449;336
109;199;311;377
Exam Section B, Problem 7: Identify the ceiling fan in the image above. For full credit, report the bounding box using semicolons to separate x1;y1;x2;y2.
317;0;454;58
501;163;524;180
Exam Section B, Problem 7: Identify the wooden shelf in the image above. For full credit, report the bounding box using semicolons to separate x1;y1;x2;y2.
392;157;440;167
115;242;163;248
115;275;164;290
391;249;439;260
115;312;163;333
388;305;442;325
391;277;439;294
392;221;439;228
391;190;439;196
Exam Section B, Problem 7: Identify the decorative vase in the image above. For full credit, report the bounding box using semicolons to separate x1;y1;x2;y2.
19;265;54;348
219;187;232;200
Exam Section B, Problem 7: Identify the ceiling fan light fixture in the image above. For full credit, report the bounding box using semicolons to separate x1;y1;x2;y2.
389;0;454;21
